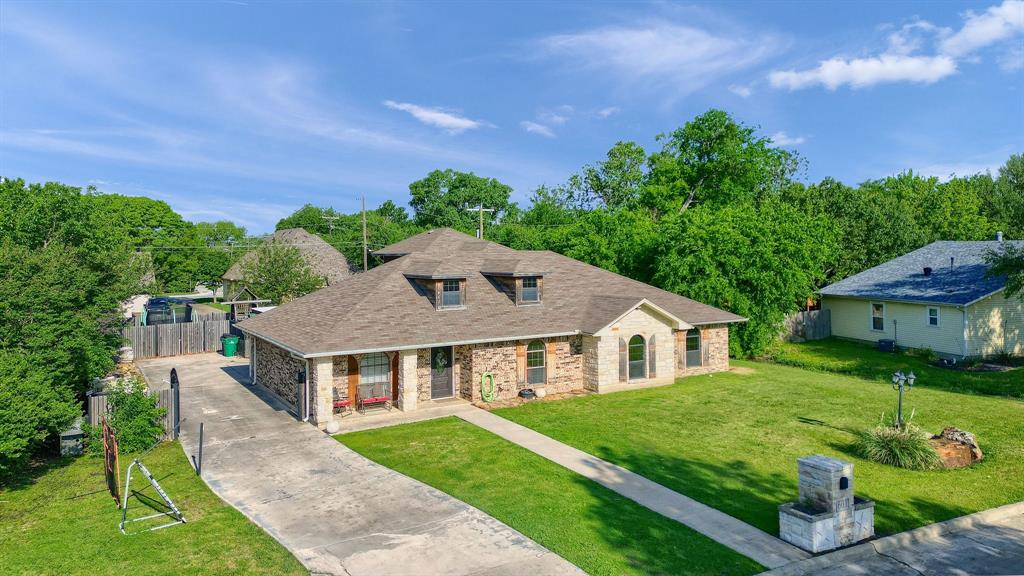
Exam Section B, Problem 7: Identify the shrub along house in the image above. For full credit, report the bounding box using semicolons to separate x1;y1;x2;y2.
236;228;744;429
820;236;1023;359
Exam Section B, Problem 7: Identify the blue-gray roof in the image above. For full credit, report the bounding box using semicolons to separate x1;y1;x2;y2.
820;240;1021;306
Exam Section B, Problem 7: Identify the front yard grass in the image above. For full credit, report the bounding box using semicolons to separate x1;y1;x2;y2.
494;360;1024;537
0;442;304;576
768;337;1023;398
340;418;763;576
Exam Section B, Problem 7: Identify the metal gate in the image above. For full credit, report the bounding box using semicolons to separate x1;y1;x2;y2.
430;346;453;399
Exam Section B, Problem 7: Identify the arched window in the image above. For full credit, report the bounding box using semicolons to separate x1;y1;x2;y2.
628;335;646;380
359;352;390;398
526;340;546;385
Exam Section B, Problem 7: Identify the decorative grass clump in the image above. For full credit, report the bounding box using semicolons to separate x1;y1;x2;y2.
856;419;941;470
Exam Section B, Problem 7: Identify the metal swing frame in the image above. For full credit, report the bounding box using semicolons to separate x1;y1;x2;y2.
119;458;186;535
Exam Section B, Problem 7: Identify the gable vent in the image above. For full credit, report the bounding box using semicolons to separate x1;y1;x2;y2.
923;267;932;276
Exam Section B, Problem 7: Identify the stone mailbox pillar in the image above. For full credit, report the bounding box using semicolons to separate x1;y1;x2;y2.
779;455;874;553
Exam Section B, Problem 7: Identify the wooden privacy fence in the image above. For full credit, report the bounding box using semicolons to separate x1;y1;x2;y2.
88;389;177;439
782;309;831;342
122;319;232;359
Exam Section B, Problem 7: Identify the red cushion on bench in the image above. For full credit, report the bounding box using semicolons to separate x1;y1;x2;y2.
333;400;351;407
362;396;389;404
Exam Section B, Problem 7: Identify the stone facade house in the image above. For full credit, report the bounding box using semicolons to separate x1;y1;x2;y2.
821;237;1023;358
237;228;745;429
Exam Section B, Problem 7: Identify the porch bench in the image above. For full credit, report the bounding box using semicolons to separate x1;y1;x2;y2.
333;399;352;415
358;395;392;413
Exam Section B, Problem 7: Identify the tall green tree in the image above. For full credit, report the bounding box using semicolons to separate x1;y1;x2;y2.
654;201;835;355
645;109;800;216
986;243;1024;299
240;242;324;305
564;141;648;210
409;169;514;232
194;221;249;288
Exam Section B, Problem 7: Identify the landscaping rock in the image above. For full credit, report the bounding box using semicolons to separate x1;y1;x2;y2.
930;427;983;468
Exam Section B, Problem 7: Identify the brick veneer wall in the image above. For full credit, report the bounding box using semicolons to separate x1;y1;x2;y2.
464;336;584;402
675;324;730;377
332;355;349;399
416;348;432;403
253;338;304;408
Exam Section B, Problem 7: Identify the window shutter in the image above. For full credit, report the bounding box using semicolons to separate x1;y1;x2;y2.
648;334;657;378
618;338;627;382
346;355;359;402
516;341;526;383
390;353;400;401
546;340;556;382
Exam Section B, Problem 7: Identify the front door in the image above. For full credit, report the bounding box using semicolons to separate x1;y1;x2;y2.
430;346;454;399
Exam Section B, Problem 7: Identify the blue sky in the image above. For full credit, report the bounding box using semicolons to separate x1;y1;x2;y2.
1;1;1022;233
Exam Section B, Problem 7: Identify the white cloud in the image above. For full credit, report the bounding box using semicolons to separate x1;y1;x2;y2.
770;1;1023;91
597;106;621;118
536;21;782;97
520;121;556;138
383;100;487;134
999;44;1024;70
939;0;1024;57
770;131;806;146
728;84;753;97
537;109;570;125
769;55;957;90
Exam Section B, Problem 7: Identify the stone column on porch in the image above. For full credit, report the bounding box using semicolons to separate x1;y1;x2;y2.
398;349;418;411
311;356;335;431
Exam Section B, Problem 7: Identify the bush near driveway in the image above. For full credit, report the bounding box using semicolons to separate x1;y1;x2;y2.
0;442;304;576
494;360;1024;536
341;418;763;576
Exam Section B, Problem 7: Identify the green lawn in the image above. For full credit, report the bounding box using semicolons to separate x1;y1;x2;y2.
0;442;304;576
768;337;1023;398
494;360;1024;537
340;418;762;576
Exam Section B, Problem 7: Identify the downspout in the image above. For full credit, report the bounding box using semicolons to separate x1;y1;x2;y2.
303;359;311;422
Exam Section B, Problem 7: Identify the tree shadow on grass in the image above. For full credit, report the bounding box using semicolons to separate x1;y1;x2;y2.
1;453;77;492
587;445;795;536
568;460;765;576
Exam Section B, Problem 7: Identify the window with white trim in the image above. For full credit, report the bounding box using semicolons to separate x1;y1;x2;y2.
526;340;546;384
440;279;463;308
927;306;939;327
520;276;540;303
871;303;885;331
628;335;646;380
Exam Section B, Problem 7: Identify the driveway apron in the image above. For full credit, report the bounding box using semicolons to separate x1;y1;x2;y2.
138;354;582;576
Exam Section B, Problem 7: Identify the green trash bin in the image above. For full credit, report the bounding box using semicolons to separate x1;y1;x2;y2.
221;334;239;357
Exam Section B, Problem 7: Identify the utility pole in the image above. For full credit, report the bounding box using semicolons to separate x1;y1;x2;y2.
361;194;368;272
465;204;495;239
321;214;340;234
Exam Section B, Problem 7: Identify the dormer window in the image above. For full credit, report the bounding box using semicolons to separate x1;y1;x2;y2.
441;279;464;308
521;277;540;303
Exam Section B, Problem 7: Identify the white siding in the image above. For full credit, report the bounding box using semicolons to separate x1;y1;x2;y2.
966;291;1024;357
822;296;965;356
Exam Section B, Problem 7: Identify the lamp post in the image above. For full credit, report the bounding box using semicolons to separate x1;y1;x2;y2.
891;370;916;428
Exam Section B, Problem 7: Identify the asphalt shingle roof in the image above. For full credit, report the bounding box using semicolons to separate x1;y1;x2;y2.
239;228;744;356
222;228;355;284
819;240;1020;306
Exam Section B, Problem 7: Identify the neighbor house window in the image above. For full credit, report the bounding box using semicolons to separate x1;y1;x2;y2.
628;335;646;380
927;306;939;327
520;277;540;303
441;279;463;308
871;303;885;331
359;352;390;399
526;340;546;384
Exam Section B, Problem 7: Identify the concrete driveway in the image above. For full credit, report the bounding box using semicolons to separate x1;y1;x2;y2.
138;353;582;576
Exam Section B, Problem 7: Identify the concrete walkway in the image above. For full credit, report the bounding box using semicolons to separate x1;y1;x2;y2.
456;408;810;569
761;502;1024;576
138;354;582;576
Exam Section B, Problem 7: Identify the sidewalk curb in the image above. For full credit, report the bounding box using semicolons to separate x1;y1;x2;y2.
758;501;1024;575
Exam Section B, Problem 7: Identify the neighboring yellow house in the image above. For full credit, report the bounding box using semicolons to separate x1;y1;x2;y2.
820;238;1023;359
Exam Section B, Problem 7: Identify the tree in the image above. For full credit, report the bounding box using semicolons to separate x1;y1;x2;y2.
986;243;1024;299
990;155;1024;238
654;200;835;355
194;221;249;289
409;169;514;232
240;242;324;305
275;203;420;268
564;141;647;209
645;109;800;215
